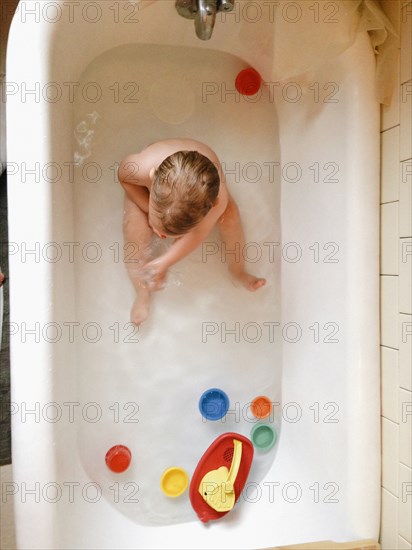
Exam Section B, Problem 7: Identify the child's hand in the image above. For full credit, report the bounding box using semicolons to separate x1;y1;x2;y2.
141;259;168;291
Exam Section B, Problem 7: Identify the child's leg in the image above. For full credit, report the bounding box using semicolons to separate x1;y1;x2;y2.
123;194;153;325
218;196;266;291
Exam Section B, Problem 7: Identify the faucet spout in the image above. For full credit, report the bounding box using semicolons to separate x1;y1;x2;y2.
195;0;216;40
175;0;235;40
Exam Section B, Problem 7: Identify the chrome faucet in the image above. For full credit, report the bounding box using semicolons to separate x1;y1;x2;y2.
175;0;235;40
195;0;217;40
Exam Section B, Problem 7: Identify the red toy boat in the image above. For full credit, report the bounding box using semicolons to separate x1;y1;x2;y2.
189;432;254;523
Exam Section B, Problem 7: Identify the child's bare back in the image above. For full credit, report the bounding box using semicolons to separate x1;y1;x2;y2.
118;139;266;325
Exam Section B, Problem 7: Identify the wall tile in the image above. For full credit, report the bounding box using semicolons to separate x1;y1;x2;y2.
400;81;412;162
381;487;399;550
400;160;412;237
381;276;399;348
381;126;400;203
382;346;399;422
399;536;412;550
382;417;400;495
399;238;412;314
399;388;412;468
381;52;400;131
399;313;412;391
398;464;412;543
381;203;399;275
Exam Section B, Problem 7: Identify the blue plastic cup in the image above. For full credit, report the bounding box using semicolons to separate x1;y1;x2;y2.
199;388;230;421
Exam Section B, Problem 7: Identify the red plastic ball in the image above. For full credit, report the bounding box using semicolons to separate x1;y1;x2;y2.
105;445;132;473
235;68;262;96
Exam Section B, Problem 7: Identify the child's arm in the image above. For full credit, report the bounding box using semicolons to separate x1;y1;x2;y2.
164;221;215;266
142;206;222;290
118;155;150;214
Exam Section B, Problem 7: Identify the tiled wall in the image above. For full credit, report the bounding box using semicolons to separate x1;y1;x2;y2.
379;1;412;549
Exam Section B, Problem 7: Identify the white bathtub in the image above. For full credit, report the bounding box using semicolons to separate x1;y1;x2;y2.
6;1;380;548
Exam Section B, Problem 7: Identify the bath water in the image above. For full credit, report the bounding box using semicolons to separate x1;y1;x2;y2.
73;43;281;525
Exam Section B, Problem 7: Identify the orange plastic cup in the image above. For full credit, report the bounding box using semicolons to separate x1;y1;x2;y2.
251;396;273;419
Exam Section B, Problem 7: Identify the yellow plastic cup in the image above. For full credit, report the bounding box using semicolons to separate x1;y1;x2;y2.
160;467;189;498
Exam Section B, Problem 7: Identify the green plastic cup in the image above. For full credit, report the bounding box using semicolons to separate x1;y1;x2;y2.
250;423;277;451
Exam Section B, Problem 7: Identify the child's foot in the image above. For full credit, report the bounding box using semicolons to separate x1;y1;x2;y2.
232;271;266;291
130;288;151;325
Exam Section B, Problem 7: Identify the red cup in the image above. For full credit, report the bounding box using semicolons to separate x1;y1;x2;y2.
105;445;132;473
235;68;262;96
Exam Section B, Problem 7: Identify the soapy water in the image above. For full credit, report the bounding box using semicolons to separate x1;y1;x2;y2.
73;43;281;526
74;109;183;290
128;260;183;291
74;111;100;166
126;236;183;290
142;264;183;290
139;268;183;290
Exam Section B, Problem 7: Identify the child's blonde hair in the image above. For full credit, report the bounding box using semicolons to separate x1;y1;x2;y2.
151;150;220;236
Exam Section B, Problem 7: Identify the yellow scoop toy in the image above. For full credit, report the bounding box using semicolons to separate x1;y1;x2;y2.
198;439;242;512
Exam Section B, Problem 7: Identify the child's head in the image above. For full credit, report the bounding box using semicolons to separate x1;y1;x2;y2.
149;150;220;237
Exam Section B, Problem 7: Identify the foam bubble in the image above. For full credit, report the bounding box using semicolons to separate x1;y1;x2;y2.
74;111;100;166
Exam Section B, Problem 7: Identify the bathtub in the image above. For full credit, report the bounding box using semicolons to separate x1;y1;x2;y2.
6;1;380;548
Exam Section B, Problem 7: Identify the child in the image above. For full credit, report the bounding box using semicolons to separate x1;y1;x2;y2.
118;138;266;325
